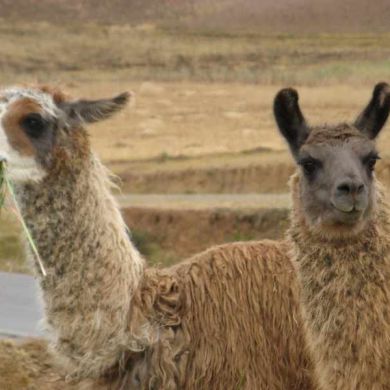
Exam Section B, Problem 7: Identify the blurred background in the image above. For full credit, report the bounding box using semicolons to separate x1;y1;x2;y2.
1;0;390;271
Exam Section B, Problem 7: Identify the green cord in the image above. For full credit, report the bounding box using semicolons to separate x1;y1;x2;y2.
3;166;47;277
0;161;5;209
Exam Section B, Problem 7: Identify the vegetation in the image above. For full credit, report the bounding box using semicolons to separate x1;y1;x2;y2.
130;228;179;267
0;212;26;273
0;21;390;85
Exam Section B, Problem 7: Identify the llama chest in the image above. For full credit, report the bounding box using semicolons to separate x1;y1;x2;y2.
296;249;390;389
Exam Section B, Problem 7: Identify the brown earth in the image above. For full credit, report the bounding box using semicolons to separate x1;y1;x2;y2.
125;206;289;266
118;157;390;194
0;201;289;273
0;339;57;390
119;159;294;194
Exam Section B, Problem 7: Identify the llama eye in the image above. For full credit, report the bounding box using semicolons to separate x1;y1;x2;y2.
298;158;320;177
364;154;380;172
21;113;47;138
367;157;379;171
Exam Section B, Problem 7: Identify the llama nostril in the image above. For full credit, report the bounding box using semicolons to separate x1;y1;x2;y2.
336;180;365;196
337;183;351;195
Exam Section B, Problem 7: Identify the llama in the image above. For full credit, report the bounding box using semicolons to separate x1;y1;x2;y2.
2;82;389;389
0;85;314;389
274;82;390;389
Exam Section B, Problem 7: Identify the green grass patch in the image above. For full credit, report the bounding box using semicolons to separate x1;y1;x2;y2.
0;212;26;273
130;228;179;267
228;231;256;242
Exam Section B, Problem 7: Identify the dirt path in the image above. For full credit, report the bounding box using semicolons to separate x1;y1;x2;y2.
118;193;291;210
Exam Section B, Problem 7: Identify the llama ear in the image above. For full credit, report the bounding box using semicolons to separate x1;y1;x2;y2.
273;88;309;159
355;82;390;139
60;92;132;124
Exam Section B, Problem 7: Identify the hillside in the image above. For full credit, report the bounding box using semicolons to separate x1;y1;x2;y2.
0;0;390;33
186;0;390;33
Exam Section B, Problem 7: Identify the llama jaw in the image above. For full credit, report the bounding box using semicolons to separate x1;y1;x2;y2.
0;140;45;182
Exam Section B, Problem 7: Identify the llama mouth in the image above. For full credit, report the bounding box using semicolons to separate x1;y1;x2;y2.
330;202;365;225
331;201;364;214
338;207;361;215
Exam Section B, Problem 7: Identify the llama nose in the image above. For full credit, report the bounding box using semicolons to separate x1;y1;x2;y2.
336;180;365;197
333;179;367;213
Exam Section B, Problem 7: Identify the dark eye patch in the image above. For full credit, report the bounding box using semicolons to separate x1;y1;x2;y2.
297;156;322;178
20;113;48;139
362;151;380;172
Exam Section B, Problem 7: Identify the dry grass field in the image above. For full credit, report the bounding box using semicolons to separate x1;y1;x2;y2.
2;22;390;85
0;21;389;153
0;21;388;161
2;0;390;33
1;21;390;272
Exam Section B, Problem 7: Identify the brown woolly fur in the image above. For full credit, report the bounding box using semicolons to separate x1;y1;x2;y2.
17;155;147;378
274;82;390;389
1;85;317;388
37;84;68;104
305;123;365;145
7;82;390;389
0;243;315;390
5;82;390;388
2;98;42;156
289;175;390;389
120;240;313;389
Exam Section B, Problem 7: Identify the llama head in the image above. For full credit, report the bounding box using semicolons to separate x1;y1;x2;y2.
0;85;131;182
274;82;390;237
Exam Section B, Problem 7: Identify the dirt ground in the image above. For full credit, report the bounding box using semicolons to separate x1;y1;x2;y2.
97;82;390;195
125;206;289;266
67;82;390;194
0;199;289;272
78;82;390;162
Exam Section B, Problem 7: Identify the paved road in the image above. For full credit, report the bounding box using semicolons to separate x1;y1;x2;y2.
0;272;43;338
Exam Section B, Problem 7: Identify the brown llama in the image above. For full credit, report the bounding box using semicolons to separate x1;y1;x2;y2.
274;82;390;389
1;82;389;389
0;85;313;389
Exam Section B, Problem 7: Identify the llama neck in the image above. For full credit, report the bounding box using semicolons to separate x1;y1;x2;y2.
15;154;146;378
289;174;390;390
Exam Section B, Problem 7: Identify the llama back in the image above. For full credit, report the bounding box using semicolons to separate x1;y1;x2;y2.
122;240;315;389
